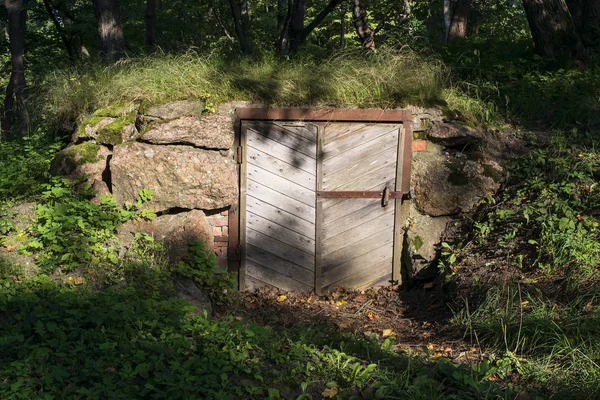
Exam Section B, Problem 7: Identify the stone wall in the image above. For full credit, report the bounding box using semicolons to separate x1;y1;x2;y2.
52;101;507;285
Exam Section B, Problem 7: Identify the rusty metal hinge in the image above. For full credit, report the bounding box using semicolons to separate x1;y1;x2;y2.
236;146;243;164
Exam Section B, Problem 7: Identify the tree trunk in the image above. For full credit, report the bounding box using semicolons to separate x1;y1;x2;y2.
42;0;74;58
443;0;451;41
145;0;156;53
522;0;587;62
2;0;28;139
92;0;125;62
276;0;291;55
567;0;600;47
448;0;471;41
228;0;251;53
288;0;306;52
352;0;375;50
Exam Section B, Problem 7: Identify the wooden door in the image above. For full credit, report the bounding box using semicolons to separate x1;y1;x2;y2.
240;120;407;292
240;121;318;291
319;123;402;291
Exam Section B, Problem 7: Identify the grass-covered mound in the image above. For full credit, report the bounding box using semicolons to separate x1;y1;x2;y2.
41;50;446;132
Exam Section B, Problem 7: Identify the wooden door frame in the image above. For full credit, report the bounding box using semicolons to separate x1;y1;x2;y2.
231;108;413;292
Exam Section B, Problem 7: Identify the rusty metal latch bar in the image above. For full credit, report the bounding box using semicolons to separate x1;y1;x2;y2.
316;186;409;207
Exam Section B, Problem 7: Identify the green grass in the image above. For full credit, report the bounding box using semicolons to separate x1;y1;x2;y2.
40;49;446;132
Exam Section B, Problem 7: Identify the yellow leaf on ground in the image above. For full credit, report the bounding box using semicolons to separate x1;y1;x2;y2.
72;277;84;285
367;312;375;320
5;245;15;252
336;299;346;306
382;329;393;337
276;295;287;302
322;387;338;398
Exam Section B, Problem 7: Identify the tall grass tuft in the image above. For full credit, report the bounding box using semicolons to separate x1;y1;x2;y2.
39;49;446;131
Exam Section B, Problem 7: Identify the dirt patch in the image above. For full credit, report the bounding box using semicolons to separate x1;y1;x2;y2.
230;286;485;362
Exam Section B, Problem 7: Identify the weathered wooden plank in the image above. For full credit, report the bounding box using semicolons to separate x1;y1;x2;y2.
322;201;394;240
324;259;392;291
247;164;315;207
315;126;324;295
239;124;248;290
246;260;313;291
392;126;406;284
322;231;393;271
272;122;318;142
322;212;394;256
245;275;277;291
323;130;399;177
247;228;315;269
247;211;315;254
247;180;315;222
246;244;314;287
322;243;393;286
357;272;393;290
322;197;377;220
322;124;399;159
246;195;315;239
326;163;397;192
247;129;316;174
247;124;316;158
247;145;315;190
323;146;397;190
322;123;367;143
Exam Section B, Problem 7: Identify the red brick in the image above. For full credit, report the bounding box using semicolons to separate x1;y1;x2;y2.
220;210;229;216
214;241;228;247
412;140;427;152
212;216;228;227
222;226;229;236
214;248;223;256
213;226;222;236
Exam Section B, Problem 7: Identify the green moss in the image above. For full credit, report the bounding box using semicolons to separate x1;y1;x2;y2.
77;116;108;138
92;104;135;118
96;114;136;145
52;142;101;173
446;160;470;186
412;235;424;252
482;163;503;182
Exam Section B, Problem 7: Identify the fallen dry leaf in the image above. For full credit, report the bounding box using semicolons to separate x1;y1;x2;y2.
427;343;436;351
322;387;338;398
427;304;440;311
423;282;434;290
336;299;347;306
584;301;594;312
382;329;393;337
276;295;287;302
337;319;352;329
367;312;375;320
5;245;15;252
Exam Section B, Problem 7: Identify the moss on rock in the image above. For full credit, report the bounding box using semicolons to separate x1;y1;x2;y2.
96;114;137;145
51;142;102;174
77;116;109;139
92;104;136;118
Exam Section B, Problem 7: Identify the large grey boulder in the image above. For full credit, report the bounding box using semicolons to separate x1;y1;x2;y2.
142;115;234;149
118;209;214;263
111;142;238;212
412;151;502;217
50;142;111;203
145;100;205;119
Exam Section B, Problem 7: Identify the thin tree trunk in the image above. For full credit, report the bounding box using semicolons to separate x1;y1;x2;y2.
92;0;125;62
522;0;587;62
240;0;251;43
2;0;28;139
448;0;471;41
276;0;290;54
228;0;251;53
443;0;451;41
288;0;306;52
145;0;156;53
210;0;234;43
42;0;74;58
340;2;345;50
352;0;375;50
